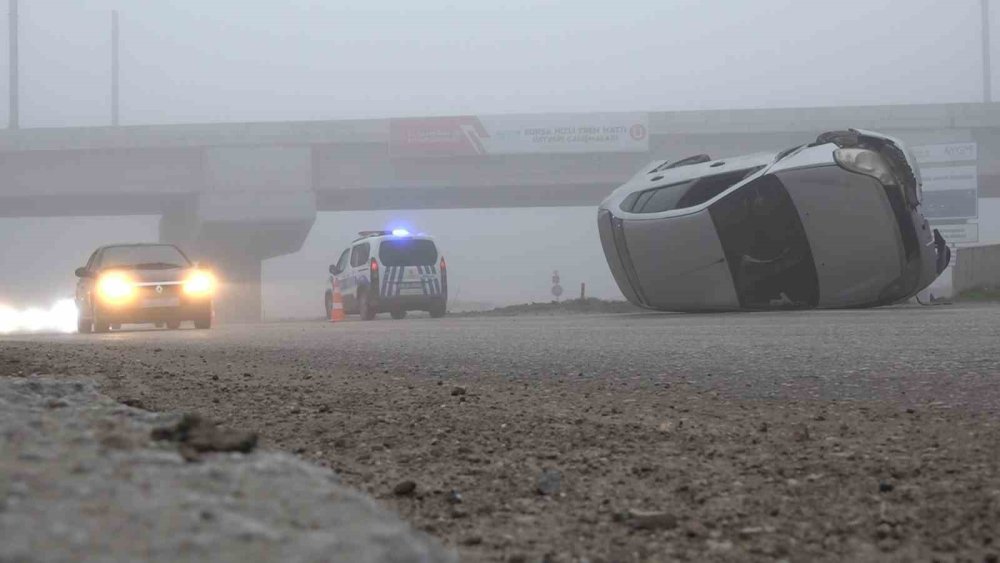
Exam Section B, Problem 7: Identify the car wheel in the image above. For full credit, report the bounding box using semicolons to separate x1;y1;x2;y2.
77;316;92;334
324;290;333;319
93;308;111;333
166;320;182;330
194;315;211;330
359;291;376;321
110;323;122;331
429;303;446;318
390;310;407;320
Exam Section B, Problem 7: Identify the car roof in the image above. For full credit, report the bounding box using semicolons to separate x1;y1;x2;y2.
95;243;182;252
352;233;437;244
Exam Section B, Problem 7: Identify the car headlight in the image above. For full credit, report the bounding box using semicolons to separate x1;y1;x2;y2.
833;148;897;186
183;271;216;296
97;273;136;304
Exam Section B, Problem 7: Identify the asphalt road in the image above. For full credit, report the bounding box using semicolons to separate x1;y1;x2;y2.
2;305;1000;562
6;304;999;405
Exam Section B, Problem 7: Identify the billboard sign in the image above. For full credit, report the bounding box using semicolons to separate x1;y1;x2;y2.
389;113;649;158
912;142;979;244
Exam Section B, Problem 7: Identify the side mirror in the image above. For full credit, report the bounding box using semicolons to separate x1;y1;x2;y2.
329;264;339;275
74;267;92;278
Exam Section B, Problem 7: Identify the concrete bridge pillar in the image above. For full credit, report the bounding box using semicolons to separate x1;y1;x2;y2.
159;147;317;324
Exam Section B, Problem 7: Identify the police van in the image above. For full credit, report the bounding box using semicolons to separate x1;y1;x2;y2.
326;230;447;320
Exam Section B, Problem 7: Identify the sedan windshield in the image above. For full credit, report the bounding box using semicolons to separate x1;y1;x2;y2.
99;245;190;270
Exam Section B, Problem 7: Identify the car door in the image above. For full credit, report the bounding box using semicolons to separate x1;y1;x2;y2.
332;248;353;310
349;242;371;300
76;250;101;315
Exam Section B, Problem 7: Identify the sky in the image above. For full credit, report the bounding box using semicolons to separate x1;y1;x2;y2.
0;0;994;317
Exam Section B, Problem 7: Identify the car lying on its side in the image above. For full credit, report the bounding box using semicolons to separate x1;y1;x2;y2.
598;129;950;311
74;243;215;332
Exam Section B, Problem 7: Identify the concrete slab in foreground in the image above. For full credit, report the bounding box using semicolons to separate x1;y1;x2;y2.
0;377;456;563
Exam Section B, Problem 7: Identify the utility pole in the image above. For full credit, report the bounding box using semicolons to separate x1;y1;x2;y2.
112;10;119;126
8;0;18;129
985;0;993;103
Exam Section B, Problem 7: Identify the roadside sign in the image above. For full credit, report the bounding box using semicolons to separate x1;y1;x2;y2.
913;142;980;245
552;284;564;298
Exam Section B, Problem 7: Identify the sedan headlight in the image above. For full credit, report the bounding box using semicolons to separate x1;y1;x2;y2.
833;148;897;186
183;271;216;296
97;272;136;304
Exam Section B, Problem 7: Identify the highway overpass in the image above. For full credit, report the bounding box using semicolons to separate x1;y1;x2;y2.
1;102;998;321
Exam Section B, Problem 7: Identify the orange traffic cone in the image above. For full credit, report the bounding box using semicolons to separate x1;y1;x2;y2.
329;277;345;322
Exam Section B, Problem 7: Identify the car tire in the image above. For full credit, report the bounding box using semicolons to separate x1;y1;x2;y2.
110;323;122;331
93;308;111;333
166;320;182;330
324;290;333;319
429;303;446;318
390;310;407;320
194;316;211;330
359;291;376;321
77;317;92;334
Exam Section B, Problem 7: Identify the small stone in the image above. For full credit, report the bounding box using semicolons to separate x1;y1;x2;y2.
879;481;894;493
536;469;562;496
121;397;145;410
46;398;69;409
451;386;466;397
446;490;463;504
393;480;417;496
685;521;708;538
450;506;469;519
758;421;768;433
460;535;482;546
211;375;219;381
626;509;678;530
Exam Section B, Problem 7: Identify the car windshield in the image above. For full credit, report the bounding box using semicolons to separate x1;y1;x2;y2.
100;245;190;270
379;239;438;266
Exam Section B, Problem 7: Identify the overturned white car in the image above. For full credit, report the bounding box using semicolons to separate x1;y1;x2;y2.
598;129;951;311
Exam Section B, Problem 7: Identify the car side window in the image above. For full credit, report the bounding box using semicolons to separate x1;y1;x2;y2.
350;243;370;267
85;251;100;271
335;249;350;273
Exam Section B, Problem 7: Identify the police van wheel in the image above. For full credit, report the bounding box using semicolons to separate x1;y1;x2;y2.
77;317;92;334
166;320;182;330
324;290;333;319
390;310;407;320
429;304;446;319
359;292;376;321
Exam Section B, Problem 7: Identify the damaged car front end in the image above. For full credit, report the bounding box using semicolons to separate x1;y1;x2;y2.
598;129;950;311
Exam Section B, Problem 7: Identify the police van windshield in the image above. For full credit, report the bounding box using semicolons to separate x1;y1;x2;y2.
379;239;438;266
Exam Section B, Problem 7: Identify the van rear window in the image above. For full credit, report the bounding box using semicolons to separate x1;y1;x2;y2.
379;239;438;266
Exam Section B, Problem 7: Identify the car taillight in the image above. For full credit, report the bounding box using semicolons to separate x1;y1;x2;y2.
370;258;379;293
440;256;448;293
440;256;447;271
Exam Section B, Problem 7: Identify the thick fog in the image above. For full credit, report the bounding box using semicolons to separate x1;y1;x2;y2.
0;0;993;318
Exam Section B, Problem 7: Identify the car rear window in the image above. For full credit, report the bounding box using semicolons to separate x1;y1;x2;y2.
379;239;438;266
100;245;190;269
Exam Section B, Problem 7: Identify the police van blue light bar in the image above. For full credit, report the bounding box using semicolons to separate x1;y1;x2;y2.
391;229;410;237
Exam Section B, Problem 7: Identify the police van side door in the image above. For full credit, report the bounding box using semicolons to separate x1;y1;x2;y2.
349;242;372;302
331;248;352;310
